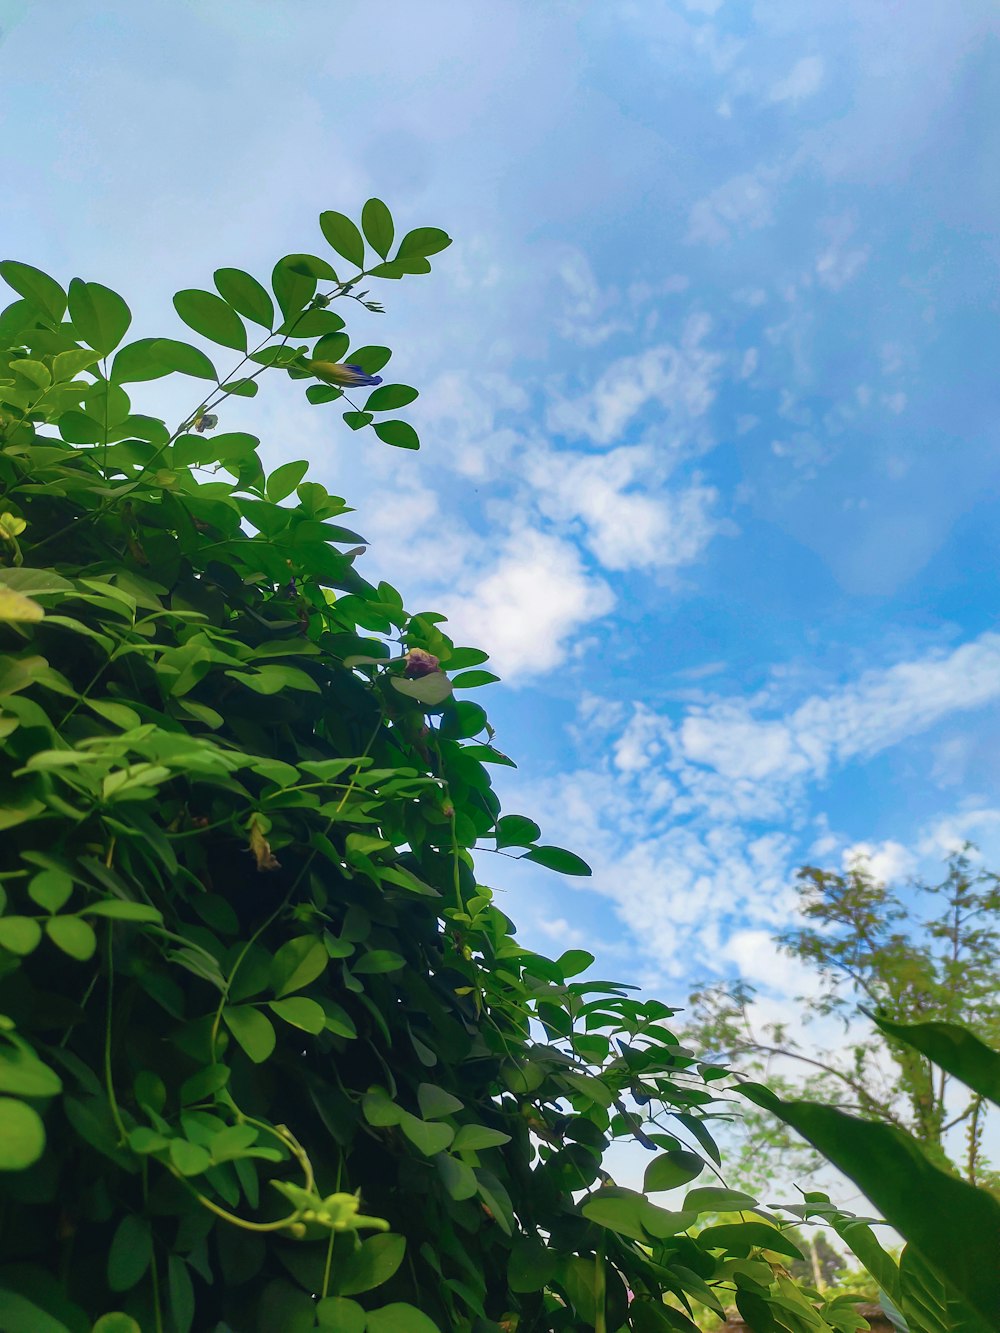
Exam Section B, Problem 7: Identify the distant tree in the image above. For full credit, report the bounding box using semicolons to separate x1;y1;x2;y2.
686;847;1000;1192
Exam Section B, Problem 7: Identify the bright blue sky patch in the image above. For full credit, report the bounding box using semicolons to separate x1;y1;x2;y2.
5;0;1000;1016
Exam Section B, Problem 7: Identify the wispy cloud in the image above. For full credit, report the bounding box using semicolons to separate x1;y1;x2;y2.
769;56;825;105
546;313;722;445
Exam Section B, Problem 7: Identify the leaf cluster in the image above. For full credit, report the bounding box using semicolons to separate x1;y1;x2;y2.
0;203;900;1333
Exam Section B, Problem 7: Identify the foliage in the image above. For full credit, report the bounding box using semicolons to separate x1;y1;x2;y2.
741;1016;1000;1331
686;851;1000;1192
0;205;870;1332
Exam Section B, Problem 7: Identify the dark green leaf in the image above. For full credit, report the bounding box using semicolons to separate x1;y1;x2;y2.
107;1215;152;1291
67;279;132;356
223;1006;276;1064
271;935;328;997
335;1233;406;1297
365;384;418;413
697;1221;803;1260
871;1015;1000;1107
643;1149;705;1193
362;199;395;259
112;337;217;383
266;459;310;503
213;267;275;327
268;997;327;1034
520;845;592;876
495;814;540;849
319;211;365;268
373;420;419;450
417;1083;464;1119
173;289;247;351
343;411;373;430
366;1305;441;1333
741;1084;1000;1326
0;261;67;321
396;227;452;259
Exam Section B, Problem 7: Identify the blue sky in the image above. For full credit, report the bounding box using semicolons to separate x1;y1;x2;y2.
5;0;1000;1021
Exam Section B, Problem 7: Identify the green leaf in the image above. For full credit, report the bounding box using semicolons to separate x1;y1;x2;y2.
643;1149;705;1193
871;1015;1000;1106
495;814;540;849
697;1221;803;1260
582;1189;650;1243
45;916;97;962
81;901;162;924
520;845;592;876
366;1305;441;1333
179;1063;230;1105
395;228;452;260
741;1084;1000;1326
0;1047;61;1099
270;936;328;997
684;1186;758;1213
0;917;42;956
451;670;500;689
436;1152;478;1200
111;337;217;383
168;1138;213;1176
319;211;365;268
106;1214;152;1291
335;1232;407;1297
0;261;67;320
266;459;309;503
451;1124;511;1152
353;950;406;975
223;1006;277;1063
348;345;392;375
268;997;327;1034
168;1255;195;1333
343;411;373;430
173;288;247;351
373;420;419;450
316;1297;367;1332
365;384;418;413
361;198;395;259
417;1083;464;1119
92;1316;143;1333
213;267;275;327
0;1265;89;1332
398;1111;454;1156
0;588;43;623
557;949;595;978
391;674;452;706
67;279;131;356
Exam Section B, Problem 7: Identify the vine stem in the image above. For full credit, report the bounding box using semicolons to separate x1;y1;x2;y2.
103;922;128;1145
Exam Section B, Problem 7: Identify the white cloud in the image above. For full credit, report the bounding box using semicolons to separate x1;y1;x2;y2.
687;171;776;246
675;634;1000;803
440;526;613;681
545;313;722;446
769;56;825;105
554;250;630;348
525;445;723;572
842;840;916;884
506;631;1000;982
816;242;869;290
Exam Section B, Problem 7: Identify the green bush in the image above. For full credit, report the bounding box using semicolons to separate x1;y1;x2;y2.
0;204;889;1332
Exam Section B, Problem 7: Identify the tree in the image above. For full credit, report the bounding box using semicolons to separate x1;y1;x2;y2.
687;848;1000;1191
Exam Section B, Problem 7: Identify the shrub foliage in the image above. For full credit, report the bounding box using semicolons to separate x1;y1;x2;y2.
0;204;987;1333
